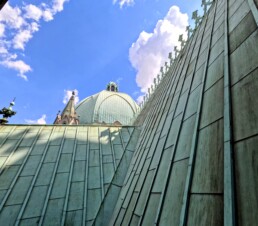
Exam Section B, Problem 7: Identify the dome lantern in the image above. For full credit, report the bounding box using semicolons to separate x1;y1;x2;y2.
106;82;118;92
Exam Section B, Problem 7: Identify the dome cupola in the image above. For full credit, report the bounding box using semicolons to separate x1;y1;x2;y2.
75;84;139;125
106;82;118;92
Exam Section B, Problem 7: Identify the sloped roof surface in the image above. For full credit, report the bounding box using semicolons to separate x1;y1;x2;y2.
0;125;138;225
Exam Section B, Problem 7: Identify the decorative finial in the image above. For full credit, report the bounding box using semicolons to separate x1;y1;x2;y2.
0;98;17;124
201;0;213;14
174;46;180;58
157;74;161;83
165;62;169;72
186;25;194;39
192;10;202;29
168;52;174;66
178;34;186;49
160;66;164;77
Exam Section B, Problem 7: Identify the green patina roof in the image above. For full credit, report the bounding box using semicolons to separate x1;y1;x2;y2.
0;125;139;225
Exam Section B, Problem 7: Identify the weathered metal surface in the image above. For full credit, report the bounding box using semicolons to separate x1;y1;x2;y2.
187;195;223;226
191;119;224;193
234;136;258;226
232;68;258;141
0;125;135;225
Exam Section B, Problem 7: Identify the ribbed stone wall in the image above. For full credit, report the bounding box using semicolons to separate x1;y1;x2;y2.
109;0;258;225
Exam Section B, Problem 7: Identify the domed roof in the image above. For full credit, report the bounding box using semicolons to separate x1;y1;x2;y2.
75;86;139;125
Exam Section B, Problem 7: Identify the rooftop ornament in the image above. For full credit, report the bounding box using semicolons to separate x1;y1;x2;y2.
168;52;174;66
0;98;16;124
202;0;213;14
157;74;161;83
165;62;169;72
178;34;186;49
154;78;157;88
192;10;202;29
151;84;154;93
174;46;180;58
186;25;194;39
160;66;164;78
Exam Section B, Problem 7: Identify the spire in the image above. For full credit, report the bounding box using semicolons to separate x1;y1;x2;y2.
54;91;79;125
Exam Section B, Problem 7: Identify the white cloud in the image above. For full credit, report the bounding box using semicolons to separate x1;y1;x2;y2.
0;24;5;37
113;0;134;8
63;89;79;105
24;4;43;21
25;114;47;124
136;95;144;104
53;0;69;13
42;9;54;21
0;1;69;79
129;5;188;95
0;3;25;29
13;29;32;50
1;59;32;80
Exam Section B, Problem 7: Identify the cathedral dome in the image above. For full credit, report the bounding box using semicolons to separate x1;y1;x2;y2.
75;82;139;125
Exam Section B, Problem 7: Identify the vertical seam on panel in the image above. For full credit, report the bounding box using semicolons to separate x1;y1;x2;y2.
99;127;105;199
224;0;236;225
0;126;43;212
82;127;89;226
14;126;57;225
179;1;218;225
0;126;29;175
38;127;68;226
61;127;79;225
0;126;16;146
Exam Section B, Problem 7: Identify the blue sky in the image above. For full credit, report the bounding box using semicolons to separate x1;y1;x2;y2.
0;0;204;124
